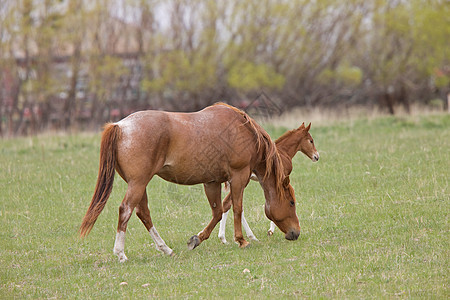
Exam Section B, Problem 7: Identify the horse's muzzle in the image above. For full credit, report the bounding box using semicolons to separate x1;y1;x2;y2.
312;152;320;162
285;229;300;241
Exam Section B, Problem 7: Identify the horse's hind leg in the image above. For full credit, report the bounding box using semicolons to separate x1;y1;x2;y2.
113;182;146;262
188;182;223;250
218;192;232;244
136;190;173;256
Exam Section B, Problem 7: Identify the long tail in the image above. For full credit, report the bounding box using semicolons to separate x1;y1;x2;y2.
79;123;121;237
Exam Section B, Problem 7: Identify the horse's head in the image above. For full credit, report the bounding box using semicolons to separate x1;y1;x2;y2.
264;176;301;240
298;123;319;162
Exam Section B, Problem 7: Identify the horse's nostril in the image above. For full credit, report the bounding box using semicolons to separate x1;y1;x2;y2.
285;230;300;241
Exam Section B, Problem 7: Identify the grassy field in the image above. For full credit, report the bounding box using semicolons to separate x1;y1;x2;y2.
1;114;449;298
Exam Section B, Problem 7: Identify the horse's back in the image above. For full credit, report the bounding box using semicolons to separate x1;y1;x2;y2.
115;105;257;184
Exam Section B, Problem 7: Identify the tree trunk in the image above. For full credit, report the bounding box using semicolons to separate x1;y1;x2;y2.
399;85;410;114
64;44;81;130
380;92;395;115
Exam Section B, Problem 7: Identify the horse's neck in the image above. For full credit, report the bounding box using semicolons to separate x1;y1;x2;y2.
280;152;293;175
276;131;304;159
255;170;278;205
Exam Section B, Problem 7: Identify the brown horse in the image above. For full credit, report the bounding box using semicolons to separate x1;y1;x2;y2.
79;103;300;262
218;123;319;243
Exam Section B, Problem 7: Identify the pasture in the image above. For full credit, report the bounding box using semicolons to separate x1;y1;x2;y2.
1;114;449;298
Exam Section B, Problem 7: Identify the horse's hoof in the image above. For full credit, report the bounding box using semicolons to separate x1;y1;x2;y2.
248;235;259;242
218;235;228;244
187;235;201;250
117;253;128;263
238;240;250;248
267;230;274;236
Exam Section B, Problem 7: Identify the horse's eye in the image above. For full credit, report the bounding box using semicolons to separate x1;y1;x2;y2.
290;201;295;207
310;140;313;144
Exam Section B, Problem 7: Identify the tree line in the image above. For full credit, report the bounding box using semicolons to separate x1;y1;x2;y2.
0;0;449;135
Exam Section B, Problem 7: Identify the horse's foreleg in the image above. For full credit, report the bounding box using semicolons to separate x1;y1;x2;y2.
188;182;223;250
218;192;232;244
241;211;258;241
219;180;259;243
267;221;276;236
218;211;229;244
113;183;145;262
231;192;248;248
242;173;259;240
136;190;173;256
230;174;250;248
219;206;259;244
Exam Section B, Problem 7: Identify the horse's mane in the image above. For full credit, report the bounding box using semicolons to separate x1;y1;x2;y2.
275;127;306;144
214;102;288;201
275;128;297;144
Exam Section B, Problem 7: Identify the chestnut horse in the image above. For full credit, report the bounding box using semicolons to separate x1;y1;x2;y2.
79;103;300;262
218;123;319;243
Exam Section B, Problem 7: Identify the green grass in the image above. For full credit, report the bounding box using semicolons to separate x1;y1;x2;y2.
1;114;449;298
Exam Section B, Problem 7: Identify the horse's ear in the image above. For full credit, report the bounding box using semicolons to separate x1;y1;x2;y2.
283;176;290;188
306;122;311;131
299;122;305;129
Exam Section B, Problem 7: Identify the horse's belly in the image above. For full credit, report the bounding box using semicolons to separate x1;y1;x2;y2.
156;163;228;185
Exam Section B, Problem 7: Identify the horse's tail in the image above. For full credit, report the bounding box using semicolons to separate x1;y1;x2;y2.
79;123;121;237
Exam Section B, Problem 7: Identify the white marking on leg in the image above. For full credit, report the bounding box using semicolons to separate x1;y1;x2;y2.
241;211;258;241
218;211;228;244
268;221;276;236
223;181;230;192
113;231;128;262
149;226;173;256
